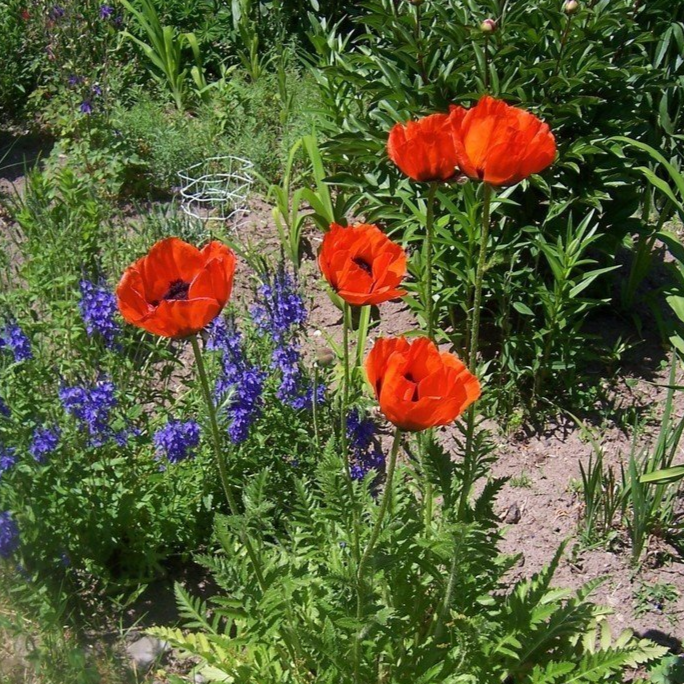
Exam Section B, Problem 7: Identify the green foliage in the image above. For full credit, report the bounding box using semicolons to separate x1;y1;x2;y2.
156;454;667;682
634;581;679;620
0;170;211;590
575;355;684;562
306;0;684;409
205;68;319;185
650;654;684;684
112;95;224;196
0;0;43;119
270;134;356;271
0;579;134;684
23;0;132;123
120;0;209;111
0;171;331;599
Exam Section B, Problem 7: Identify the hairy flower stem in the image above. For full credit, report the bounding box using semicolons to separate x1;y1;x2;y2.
458;184;492;519
414;1;428;85
552;14;574;80
341;302;362;563
190;336;266;588
431;543;459;642
354;428;403;680
191;336;304;677
423;183;439;529
341;302;351;475
313;364;321;451
425;182;438;342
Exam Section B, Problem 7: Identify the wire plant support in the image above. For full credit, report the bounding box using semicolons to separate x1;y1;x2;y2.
178;156;254;227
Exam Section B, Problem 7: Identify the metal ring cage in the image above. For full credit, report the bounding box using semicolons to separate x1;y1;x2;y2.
177;156;254;226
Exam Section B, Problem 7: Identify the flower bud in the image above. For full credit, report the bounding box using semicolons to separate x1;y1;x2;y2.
316;347;335;367
480;18;497;33
563;0;579;14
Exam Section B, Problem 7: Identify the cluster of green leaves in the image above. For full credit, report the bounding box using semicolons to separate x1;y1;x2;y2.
0;0;45;119
155;443;666;683
0;577;133;684
306;0;684;411
26;60;318;202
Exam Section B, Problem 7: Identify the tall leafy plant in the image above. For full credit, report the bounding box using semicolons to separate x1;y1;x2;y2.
119;0;208;110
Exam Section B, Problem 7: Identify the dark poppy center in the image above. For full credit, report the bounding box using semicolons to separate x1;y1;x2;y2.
353;257;373;276
404;373;420;402
162;279;190;302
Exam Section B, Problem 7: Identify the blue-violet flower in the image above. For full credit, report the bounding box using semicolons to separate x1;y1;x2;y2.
0;320;32;362
153;419;200;464
29;426;60;464
79;279;121;348
0;445;17;478
208;317;266;444
251;263;307;344
347;409;384;481
0;512;19;560
59;377;117;445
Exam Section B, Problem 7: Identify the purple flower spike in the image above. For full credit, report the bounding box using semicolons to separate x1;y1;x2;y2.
251;263;307;344
0;320;32;362
29;426;61;464
0;445;17;478
347;409;384;481
79;101;93;115
208;317;266;444
79;279;121;348
0;512;20;560
154;419;200;464
60;377;118;445
251;263;321;410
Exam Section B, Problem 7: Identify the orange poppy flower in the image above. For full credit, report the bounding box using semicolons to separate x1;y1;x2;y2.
451;95;556;186
116;237;236;338
366;336;480;432
319;223;407;307
387;108;466;183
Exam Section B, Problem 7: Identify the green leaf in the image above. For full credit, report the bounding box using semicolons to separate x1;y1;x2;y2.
513;302;535;316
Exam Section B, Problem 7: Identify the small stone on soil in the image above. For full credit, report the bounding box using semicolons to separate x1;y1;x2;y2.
126;636;169;672
503;503;522;524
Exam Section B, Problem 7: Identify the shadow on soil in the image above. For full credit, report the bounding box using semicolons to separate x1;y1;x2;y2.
0;129;54;189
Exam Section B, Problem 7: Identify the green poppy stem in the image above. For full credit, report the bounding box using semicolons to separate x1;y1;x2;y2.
425;182;439;342
458;183;492;520
341;302;351;477
468;183;492;373
313;364;321;451
341;302;362;564
191;334;308;677
354;428;403;680
190;335;266;589
358;427;403;579
422;182;440;532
